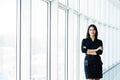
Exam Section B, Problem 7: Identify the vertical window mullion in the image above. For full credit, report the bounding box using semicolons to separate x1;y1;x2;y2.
16;0;21;80
65;9;68;80
47;1;51;80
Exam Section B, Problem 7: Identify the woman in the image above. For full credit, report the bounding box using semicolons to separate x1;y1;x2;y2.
81;24;103;80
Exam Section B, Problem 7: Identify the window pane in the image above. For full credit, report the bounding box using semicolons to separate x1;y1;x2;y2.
109;4;113;26
0;0;16;80
102;26;108;69
109;27;113;66
74;0;79;11
58;8;66;80
80;0;84;13
80;16;88;80
88;0;95;18
68;10;74;80
31;0;47;80
94;0;100;21
80;0;88;15
88;19;95;26
73;14;80;80
59;0;65;5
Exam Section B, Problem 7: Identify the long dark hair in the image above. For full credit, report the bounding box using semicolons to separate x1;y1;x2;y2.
86;24;98;39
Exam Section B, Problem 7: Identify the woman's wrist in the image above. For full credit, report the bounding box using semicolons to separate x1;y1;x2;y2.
95;49;98;52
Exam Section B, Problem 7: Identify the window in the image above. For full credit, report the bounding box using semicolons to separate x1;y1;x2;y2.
80;0;84;14
80;0;88;15
79;16;88;80
31;0;47;80
116;29;120;62
59;0;66;5
109;3;113;26
94;0;100;21
100;25;105;70
0;0;16;80
113;6;117;26
106;26;110;68
74;0;79;11
112;29;116;64
95;23;100;38
68;9;74;80
73;14;80;80
109;27;113;66
58;8;66;80
102;26;109;69
100;0;105;23
88;0;95;18
88;19;95;26
105;1;109;25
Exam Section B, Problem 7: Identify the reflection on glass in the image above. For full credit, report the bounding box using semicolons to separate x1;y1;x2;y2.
31;0;47;80
58;9;66;80
0;0;16;80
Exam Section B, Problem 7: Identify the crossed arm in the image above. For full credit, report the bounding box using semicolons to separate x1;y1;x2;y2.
84;46;103;55
81;39;103;55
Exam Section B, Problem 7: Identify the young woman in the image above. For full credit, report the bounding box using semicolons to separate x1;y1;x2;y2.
81;24;103;80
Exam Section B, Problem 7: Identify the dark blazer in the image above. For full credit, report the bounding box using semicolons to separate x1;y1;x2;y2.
81;37;103;78
81;37;103;55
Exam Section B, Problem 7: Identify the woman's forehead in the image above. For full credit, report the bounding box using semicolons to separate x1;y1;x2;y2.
89;27;95;29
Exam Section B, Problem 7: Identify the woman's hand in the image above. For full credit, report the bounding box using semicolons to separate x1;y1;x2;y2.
87;49;97;55
96;46;103;51
87;46;103;55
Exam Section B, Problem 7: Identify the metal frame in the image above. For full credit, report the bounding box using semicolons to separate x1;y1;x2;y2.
47;1;52;80
16;0;21;80
65;8;68;80
29;0;32;79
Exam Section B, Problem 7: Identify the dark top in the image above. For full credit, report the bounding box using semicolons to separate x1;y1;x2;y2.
81;37;103;55
81;37;103;78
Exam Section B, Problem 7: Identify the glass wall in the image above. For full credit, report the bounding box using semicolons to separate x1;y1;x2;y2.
59;0;66;5
0;0;16;80
1;0;120;80
58;8;66;80
31;0;47;80
79;16;88;80
73;14;80;80
68;8;74;80
17;0;120;80
59;0;120;79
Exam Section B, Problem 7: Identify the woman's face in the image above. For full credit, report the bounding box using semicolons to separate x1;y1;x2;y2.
89;26;96;37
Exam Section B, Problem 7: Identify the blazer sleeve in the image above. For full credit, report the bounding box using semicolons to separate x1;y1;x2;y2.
81;39;87;53
96;40;103;55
